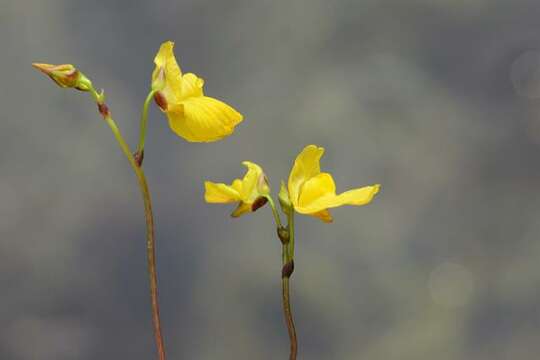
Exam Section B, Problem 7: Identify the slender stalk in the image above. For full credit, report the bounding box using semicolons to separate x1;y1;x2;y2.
282;275;297;360
268;195;298;358
287;210;295;262
281;210;297;360
136;89;158;157
89;88;166;360
266;196;283;229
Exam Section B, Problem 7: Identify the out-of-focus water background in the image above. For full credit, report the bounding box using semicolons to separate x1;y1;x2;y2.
3;0;540;359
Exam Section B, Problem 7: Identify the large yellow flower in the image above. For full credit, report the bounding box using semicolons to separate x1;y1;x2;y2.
287;145;380;223
152;41;243;142
205;161;270;217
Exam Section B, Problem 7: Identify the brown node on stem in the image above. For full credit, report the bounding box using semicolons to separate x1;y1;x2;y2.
282;260;295;278
134;150;145;167
277;226;289;244
97;103;110;117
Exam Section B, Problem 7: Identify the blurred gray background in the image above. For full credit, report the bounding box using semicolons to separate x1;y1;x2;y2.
3;0;540;359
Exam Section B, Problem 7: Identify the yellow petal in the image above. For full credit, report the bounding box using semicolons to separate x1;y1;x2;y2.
166;96;243;142
296;184;381;214
180;73;204;98
288;145;324;206
204;181;241;203
231;179;243;193
297;173;336;208
311;209;333;223
152;41;183;103
231;202;252;217
239;161;264;201
334;184;381;206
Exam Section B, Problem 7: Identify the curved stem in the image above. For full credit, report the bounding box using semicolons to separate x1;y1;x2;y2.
89;88;166;360
136;89;158;157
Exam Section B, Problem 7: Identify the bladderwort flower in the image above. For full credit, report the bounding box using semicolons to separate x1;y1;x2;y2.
204;144;380;360
151;41;243;142
205;161;270;217
285;144;380;223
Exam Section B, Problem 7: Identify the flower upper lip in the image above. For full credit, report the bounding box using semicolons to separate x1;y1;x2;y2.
151;41;243;142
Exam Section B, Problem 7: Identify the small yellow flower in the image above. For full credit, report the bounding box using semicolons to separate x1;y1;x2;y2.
205;161;270;217
287;145;380;223
152;41;243;142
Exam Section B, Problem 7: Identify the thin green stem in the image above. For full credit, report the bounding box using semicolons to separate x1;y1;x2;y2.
280;210;297;360
266;196;283;229
287;211;295;261
89;88;166;360
136;90;158;156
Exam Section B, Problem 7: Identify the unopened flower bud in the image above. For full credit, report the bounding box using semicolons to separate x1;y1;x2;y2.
32;63;92;91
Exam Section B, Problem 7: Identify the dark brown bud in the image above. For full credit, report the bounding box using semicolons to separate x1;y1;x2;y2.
251;196;268;212
282;260;295;278
97;103;110;117
154;91;168;111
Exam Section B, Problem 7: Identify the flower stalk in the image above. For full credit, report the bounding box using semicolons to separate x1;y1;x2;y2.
135;89;159;165
88;87;167;360
269;197;298;360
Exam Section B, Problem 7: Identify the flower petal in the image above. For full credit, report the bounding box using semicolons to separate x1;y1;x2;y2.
288;145;324;206
231;179;243;193
180;73;204;98
240;161;264;201
334;184;381;206
297;184;381;214
166;96;243;142
297;172;336;208
204;181;241;203
231;202;252;217
311;209;333;223
153;41;183;104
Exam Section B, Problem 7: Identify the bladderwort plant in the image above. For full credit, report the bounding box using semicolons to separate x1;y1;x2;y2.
34;40;381;360
205;144;380;359
33;41;243;360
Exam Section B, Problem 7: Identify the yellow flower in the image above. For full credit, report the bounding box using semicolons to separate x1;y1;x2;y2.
152;41;243;142
287;145;380;223
205;161;270;217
